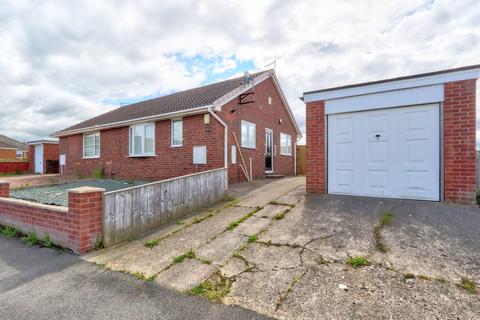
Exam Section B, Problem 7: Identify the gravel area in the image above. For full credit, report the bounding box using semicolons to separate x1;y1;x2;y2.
10;179;146;206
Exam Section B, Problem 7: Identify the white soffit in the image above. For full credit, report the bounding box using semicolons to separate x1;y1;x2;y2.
303;67;480;103
325;84;444;114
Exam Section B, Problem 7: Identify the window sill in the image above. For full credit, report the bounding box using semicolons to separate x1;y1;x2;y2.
171;145;183;148
127;154;157;158
280;153;293;157
241;146;257;150
82;156;100;159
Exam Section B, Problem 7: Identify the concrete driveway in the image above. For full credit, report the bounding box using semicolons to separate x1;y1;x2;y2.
85;177;480;320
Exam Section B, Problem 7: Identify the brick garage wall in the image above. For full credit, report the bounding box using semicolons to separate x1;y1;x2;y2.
60;114;224;180
443;79;477;204
28;145;34;173
0;182;103;254
219;78;298;184
0;149;17;160
0;161;29;174
305;101;326;193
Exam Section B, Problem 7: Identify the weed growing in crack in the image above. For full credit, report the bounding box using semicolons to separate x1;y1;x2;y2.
417;275;432;281
345;256;371;267
275;269;308;311
226;206;263;231
43;234;53;248
274;209;290;220
269;200;296;208
172;249;196;264
457;277;477;294
404;273;416;279
247;235;258;243
188;273;232;303
223;194;237;202
22;232;39;246
131;271;156;281
374;212;394;253
435;277;449;284
145;239;159;248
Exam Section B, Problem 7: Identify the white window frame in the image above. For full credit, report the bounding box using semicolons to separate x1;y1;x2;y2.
83;132;100;159
241;120;256;149
231;145;237;164
171;118;183;147
280;133;292;156
129;123;155;157
193;145;207;164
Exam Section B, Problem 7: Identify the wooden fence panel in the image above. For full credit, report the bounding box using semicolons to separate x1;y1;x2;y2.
103;168;228;247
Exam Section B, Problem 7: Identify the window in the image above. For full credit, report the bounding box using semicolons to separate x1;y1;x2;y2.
280;133;292;156
267;96;272;105
241;120;256;149
193;146;207;164
231;145;237;164
171;119;183;147
129;123;155;156
16;150;24;159
83;132;100;158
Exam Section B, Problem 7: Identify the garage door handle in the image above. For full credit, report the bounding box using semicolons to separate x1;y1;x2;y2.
375;134;381;140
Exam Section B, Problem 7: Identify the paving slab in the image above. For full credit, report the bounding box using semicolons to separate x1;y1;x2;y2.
254;204;286;219
155;258;216;292
220;257;250;278
275;263;480;320
241;242;303;271
237;177;305;208
197;231;247;266
233;216;271;236
273;194;304;206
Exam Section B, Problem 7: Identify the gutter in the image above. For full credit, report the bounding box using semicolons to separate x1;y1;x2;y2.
208;106;228;168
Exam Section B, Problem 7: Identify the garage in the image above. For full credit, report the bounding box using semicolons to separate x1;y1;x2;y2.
328;104;439;201
303;65;480;204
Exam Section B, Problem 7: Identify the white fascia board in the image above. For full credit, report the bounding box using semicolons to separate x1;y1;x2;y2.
325;84;444;114
304;68;480;103
53;105;211;137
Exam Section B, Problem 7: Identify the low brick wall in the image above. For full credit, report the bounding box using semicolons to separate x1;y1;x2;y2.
0;161;29;174
0;181;103;254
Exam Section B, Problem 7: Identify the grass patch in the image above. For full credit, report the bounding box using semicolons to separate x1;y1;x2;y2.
187;274;232;303
345;256;371;268
247;235;258;243
22;232;39;246
0;225;18;238
175;220;185;225
172;249;196;264
226;206;262;231
273;208;290;220
145;239;159;248
457;277;477;294
42;234;53;248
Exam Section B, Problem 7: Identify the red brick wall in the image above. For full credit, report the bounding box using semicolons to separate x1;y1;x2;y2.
43;143;59;173
0;149;17;160
219;78;298;184
443;79;477;204
305;101;326;193
60;77;298;183
0;161;29;174
28;145;34;173
60;114;224;180
0;181;8;197
0;185;103;254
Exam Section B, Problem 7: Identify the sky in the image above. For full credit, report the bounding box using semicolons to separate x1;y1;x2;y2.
0;0;479;146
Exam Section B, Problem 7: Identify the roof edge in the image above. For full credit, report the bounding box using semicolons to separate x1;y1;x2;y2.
303;64;480;102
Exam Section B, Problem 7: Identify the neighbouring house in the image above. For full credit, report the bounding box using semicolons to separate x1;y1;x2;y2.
53;70;301;184
28;140;60;174
0;135;28;160
303;64;479;205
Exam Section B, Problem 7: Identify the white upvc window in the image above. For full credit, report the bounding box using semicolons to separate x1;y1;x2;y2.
83;132;100;158
129;123;155;156
171;119;183;147
241;120;256;149
280;133;292;156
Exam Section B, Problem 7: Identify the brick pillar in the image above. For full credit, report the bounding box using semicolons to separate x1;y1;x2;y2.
443;79;477;204
67;187;105;254
28;145;34;173
0;181;9;197
306;101;326;193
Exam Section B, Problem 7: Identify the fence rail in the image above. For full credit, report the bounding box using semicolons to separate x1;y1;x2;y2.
102;168;228;247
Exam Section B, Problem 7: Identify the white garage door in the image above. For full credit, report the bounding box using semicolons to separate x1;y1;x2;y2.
327;103;440;201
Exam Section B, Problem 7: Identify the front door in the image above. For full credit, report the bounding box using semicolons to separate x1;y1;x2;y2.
34;144;43;174
265;129;273;173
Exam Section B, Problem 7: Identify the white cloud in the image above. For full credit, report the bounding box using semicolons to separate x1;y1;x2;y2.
0;0;479;146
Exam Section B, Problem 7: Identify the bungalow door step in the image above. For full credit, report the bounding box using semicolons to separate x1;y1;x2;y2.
265;173;284;179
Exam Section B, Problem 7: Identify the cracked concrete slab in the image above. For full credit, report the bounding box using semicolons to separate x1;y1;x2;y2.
274;194;304;206
233;216;271;236
241;243;303;271
155;258;216;292
275;263;480;320
197;231;247;266
220;257;250;278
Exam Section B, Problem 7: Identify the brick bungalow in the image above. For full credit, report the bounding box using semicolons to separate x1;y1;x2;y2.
0;135;28;160
54;70;301;184
303;65;479;204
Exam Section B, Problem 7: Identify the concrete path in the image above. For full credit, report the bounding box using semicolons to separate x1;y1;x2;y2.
85;177;479;319
0;236;269;320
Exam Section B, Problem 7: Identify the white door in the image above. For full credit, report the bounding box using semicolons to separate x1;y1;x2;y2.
34;145;43;174
328;104;440;201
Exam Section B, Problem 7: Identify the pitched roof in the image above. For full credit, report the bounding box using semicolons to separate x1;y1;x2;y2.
56;71;271;135
0;135;27;150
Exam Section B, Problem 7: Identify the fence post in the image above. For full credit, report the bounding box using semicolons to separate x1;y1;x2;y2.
0;181;9;198
67;186;105;254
